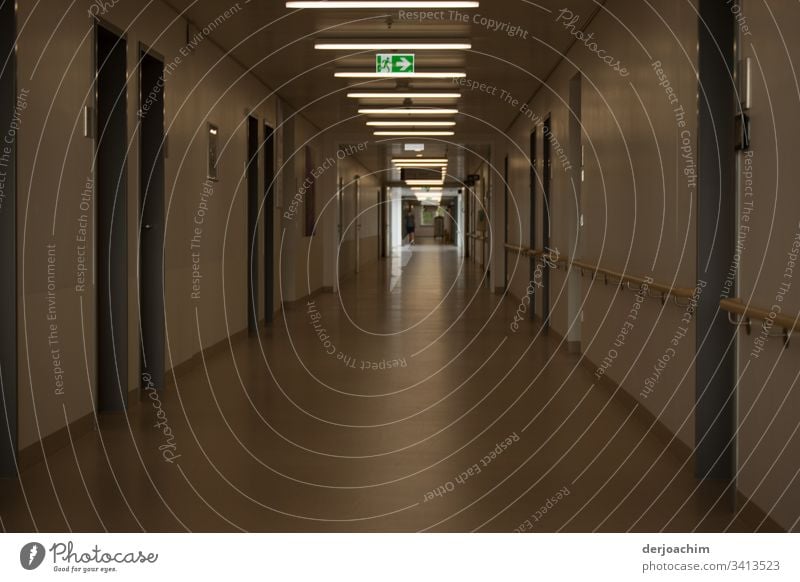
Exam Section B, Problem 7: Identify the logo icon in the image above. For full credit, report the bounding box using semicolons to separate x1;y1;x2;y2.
20;542;46;570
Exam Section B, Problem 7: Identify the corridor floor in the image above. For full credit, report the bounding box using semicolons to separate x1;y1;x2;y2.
0;243;765;532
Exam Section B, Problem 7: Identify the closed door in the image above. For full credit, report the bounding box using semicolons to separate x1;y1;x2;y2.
263;124;275;324
0;0;17;477
96;23;128;411
246;116;259;334
138;48;165;393
542;116;552;330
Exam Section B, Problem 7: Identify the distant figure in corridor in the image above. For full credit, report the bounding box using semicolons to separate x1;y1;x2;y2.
405;207;416;245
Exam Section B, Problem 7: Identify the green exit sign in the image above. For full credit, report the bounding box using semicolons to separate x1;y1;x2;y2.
376;54;415;74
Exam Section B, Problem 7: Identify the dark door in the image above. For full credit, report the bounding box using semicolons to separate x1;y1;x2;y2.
263;124;275;324
96;23;128;411
0;0;17;477
695;0;736;482
465;184;470;258
542;116;552;330
529;130;537;320
247;116;259;334
378;188;386;258
503;155;509;290
138;48;165;393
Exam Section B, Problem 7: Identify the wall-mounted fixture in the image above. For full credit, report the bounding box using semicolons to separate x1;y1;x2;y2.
207;123;219;181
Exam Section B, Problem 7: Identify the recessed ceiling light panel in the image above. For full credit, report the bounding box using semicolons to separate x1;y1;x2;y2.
317;42;471;50
360;108;458;115
375;131;455;136
336;72;465;79
347;92;461;99
367;121;455;127
288;2;479;8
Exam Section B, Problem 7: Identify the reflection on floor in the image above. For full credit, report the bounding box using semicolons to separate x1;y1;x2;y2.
0;242;768;532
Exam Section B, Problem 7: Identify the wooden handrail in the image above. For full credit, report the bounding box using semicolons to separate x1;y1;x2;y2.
720;298;800;334
500;246;694;301
503;243;528;255
566;259;695;299
504;244;548;258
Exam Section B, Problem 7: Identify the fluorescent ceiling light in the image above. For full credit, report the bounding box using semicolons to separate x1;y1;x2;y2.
347;92;461;99
317;42;471;50
395;164;442;172
411;188;443;192
336;72;465;79
394;162;448;167
367;121;455;127
393;158;448;163
394;163;448;167
360;108;458;115
406;180;446;185
288;2;479;8
375;131;455;136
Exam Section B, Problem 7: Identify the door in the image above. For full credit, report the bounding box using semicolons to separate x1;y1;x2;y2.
96;22;128;411
503;155;509;289
529;129;537;320
696;0;737;482
542;116;552;330
378;188;386;258
0;0;17;477
263;123;275;324
246;116;259;334
354;175;361;273
138;47;165;393
567;73;583;348
336;176;343;291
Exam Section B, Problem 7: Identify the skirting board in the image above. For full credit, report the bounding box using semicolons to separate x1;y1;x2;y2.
281;286;333;309
533;313;784;532
18;411;95;470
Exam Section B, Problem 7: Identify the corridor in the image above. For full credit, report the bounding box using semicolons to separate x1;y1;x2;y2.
0;243;763;532
1;5;800;578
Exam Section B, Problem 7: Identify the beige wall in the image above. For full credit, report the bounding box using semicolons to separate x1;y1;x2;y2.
14;0;327;450
502;0;699;446
497;0;800;529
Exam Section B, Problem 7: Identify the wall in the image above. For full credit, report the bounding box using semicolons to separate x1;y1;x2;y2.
502;0;699;447
14;0;329;452
495;0;800;529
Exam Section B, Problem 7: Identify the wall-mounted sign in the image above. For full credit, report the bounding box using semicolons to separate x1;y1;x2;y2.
376;54;414;74
207;123;219;181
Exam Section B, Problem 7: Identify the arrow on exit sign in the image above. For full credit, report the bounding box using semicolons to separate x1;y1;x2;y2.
376;54;415;74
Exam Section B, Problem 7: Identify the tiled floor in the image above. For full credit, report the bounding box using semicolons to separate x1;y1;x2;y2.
0;242;766;532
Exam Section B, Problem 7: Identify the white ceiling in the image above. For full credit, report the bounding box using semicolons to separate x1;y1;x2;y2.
165;0;599;173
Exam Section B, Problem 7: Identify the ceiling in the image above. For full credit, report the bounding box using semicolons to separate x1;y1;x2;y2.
166;0;599;173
